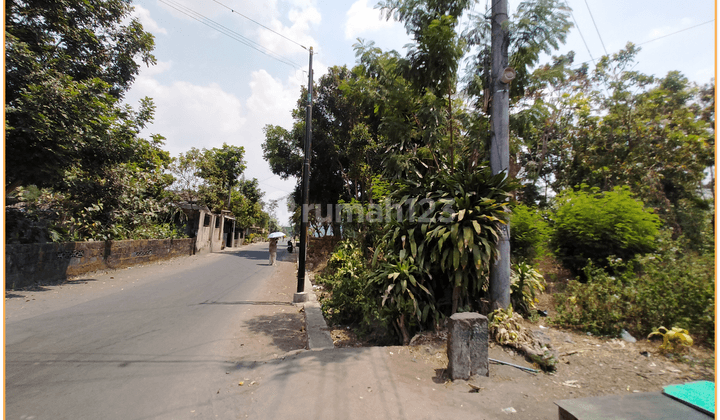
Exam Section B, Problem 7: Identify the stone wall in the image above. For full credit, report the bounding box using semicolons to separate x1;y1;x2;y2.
5;238;195;290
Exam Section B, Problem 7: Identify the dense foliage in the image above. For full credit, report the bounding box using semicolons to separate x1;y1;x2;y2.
5;1;266;243
553;235;714;345
263;0;714;346
6;0;157;191
551;186;661;277
367;166;513;342
509;204;550;263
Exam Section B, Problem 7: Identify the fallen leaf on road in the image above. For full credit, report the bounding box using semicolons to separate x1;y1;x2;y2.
239;381;244;386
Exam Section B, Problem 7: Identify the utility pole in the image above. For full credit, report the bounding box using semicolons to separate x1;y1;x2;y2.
296;47;313;298
489;0;511;310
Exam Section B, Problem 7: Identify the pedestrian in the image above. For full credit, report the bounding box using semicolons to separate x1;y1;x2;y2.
268;237;278;266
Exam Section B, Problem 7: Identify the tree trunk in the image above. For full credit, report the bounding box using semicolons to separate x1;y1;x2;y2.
451;285;461;314
397;314;410;345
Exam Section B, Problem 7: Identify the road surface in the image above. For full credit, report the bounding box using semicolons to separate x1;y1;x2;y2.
6;242;300;420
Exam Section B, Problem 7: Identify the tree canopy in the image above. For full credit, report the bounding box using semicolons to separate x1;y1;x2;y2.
5;0;158;192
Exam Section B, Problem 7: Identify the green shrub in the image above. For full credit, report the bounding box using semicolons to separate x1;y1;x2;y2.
366;254;434;345
553;235;715;345
552;262;632;336
315;240;374;326
510;204;550;263
551;186;661;277
371;163;514;341
510;262;546;317
244;233;257;244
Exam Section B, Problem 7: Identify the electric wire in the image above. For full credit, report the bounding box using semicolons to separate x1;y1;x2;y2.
635;19;714;46
573;19;714;68
583;0;607;55
569;10;596;66
212;0;308;51
158;0;301;69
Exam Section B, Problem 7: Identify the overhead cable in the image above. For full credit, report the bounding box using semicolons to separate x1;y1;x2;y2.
574;19;714;68
570;10;596;66
583;0;607;55
158;0;301;69
212;0;308;51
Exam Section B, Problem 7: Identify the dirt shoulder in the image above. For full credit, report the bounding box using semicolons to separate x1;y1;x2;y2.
378;323;714;419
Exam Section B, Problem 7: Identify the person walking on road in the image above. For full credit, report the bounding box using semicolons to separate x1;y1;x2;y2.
268;238;278;265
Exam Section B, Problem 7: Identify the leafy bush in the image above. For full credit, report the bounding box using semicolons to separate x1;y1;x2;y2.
510;204;550;263
552;262;631;336
315;240;374;326
244;233;257;244
551;186;661;277
553;235;715;345
366;255;434;345
510;262;545;317
370;163;514;342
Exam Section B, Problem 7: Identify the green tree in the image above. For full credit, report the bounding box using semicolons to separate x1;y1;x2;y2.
550;186;661;277
170;148;204;202
546;46;714;242
196;144;247;212
5;0;157;192
263;66;383;235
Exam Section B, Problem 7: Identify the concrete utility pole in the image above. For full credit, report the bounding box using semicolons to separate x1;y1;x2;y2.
296;47;313;296
489;0;511;310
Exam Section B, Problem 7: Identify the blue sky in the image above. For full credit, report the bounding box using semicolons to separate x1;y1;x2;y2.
125;0;716;225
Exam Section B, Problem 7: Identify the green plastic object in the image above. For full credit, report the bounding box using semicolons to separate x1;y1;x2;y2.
663;381;715;416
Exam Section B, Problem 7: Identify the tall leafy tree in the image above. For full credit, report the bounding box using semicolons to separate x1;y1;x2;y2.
196;143;246;211
545;46;715;241
263;66;381;225
5;0;157;192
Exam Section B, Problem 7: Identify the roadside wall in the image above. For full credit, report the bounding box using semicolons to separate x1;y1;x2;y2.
5;238;194;290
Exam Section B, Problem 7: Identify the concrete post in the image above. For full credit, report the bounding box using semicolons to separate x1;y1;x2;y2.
489;0;511;310
447;312;489;380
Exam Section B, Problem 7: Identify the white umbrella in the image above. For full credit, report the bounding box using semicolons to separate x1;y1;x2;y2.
268;232;286;239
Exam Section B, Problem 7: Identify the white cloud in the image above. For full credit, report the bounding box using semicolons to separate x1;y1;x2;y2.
126;62;303;225
256;5;321;56
246;69;299;126
344;0;395;40
129;64;246;156
131;5;167;35
243;69;303;224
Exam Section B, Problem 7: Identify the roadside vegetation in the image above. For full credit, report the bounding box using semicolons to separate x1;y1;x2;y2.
263;0;714;349
5;0;275;243
5;0;713;351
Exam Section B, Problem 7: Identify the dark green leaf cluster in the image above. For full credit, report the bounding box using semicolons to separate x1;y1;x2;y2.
4;0;189;242
553;240;715;345
550;186;660;277
315;240;373;326
509;203;550;263
367;165;513;342
6;0;157;191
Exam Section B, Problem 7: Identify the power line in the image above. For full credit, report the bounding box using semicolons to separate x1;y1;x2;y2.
570;10;596;66
636;19;714;46
574;19;715;68
158;0;301;69
212;0;308;51
583;0;607;55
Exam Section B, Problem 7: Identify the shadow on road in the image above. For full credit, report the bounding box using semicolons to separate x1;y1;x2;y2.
5;278;99;298
198;300;295;307
243;311;307;353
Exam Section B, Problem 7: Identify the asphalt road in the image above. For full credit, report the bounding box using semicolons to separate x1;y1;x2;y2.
6;242;282;420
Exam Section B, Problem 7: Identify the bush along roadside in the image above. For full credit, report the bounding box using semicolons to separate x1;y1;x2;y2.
552;232;715;346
